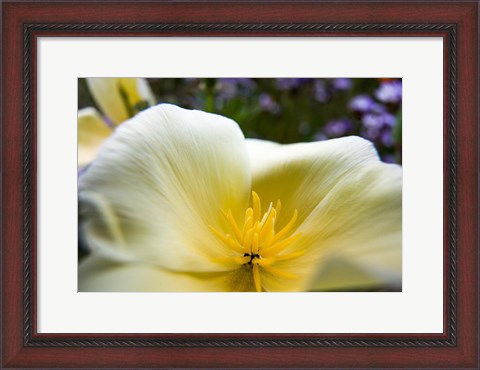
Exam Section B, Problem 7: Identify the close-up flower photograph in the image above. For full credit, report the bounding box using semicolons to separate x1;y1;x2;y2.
78;77;402;292
4;1;479;368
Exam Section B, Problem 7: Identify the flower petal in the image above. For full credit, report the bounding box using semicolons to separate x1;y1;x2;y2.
133;78;156;107
78;107;112;167
79;104;251;273
299;162;402;290
247;137;401;291
246;137;381;228
79;255;225;292
86;78;155;125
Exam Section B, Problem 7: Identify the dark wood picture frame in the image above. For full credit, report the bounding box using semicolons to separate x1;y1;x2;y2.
1;1;478;368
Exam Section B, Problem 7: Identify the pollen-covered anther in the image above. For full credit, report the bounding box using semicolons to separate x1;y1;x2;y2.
209;191;302;292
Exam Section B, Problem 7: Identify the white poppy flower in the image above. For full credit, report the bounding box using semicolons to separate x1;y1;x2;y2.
78;78;155;167
78;104;402;292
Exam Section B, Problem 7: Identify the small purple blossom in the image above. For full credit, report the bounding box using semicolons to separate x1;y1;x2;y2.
362;114;382;130
380;130;395;147
219;78;255;88
361;112;396;145
276;78;310;90
348;95;375;113
370;102;388;114
217;83;237;101
185;96;203;110
349;95;388;116
323;118;354;138
259;93;280;114
362;112;396;129
314;80;329;103
332;78;353;91
361;126;380;141
217;78;255;101
381;153;396;163
375;80;402;104
383;113;396;127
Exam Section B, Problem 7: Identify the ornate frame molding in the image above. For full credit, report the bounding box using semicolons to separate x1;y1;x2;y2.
22;22;457;348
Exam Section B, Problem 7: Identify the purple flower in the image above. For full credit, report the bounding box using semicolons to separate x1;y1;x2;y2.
348;95;375;113
217;83;237;101
383;113;397;127
259;93;280;114
361;127;380;141
323;118;354;138
349;95;389;116
332;78;353;91
362;114;382;130
276;78;310;90
382;154;396;163
219;78;255;88
314;80;329;103
362;112;396;129
185;96;203;110
375;80;402;104
217;78;255;101
371;102;388;114
380;130;394;148
361;112;396;145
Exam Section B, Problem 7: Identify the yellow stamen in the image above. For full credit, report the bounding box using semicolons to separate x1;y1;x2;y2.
252;191;261;222
242;209;254;242
252;233;260;254
275;199;282;217
243;228;254;253
272;209;298;243
260;202;273;226
226;210;243;242
262;232;302;257
209;191;302;291
209;226;245;254
260;209;276;242
260;203;274;228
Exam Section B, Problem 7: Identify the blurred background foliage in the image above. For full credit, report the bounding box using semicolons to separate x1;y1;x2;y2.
79;78;402;164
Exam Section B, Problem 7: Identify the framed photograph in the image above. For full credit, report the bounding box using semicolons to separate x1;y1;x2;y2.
2;1;478;368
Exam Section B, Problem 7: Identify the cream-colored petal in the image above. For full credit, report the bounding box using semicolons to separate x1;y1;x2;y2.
246;137;401;291
247;137;381;228
78;107;112;167
300;162;402;290
79;104;251;273
79;254;226;292
304;256;394;291
129;78;156;107
86;78;129;124
86;78;155;125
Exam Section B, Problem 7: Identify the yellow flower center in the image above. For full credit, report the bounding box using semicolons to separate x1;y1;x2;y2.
209;191;302;292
